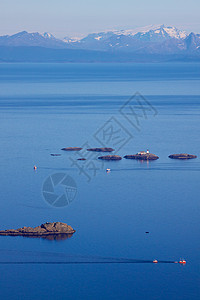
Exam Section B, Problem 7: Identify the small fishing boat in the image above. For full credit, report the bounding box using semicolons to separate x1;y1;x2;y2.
179;259;186;264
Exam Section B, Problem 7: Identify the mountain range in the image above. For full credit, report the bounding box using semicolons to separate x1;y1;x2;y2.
0;25;199;62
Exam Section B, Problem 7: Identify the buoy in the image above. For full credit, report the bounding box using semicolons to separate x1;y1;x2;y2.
106;168;111;173
153;260;158;263
33;165;37;170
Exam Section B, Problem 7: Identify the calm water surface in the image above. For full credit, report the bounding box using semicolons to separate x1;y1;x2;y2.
0;63;199;300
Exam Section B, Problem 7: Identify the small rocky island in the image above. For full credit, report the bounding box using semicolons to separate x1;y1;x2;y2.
0;222;75;237
124;151;159;160
61;147;82;151
168;153;197;159
87;147;114;152
98;155;122;160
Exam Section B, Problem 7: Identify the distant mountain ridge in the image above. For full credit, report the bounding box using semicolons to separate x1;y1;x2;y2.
0;31;66;48
66;25;200;54
0;25;200;62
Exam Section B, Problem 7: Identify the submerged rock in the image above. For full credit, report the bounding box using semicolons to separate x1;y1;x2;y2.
0;222;75;237
87;148;114;152
124;153;159;160
98;155;122;160
61;147;82;151
168;153;197;159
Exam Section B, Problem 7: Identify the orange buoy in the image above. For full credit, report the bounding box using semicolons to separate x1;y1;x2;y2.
33;165;37;170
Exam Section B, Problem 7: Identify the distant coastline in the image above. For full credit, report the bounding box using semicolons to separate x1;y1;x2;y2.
0;46;200;63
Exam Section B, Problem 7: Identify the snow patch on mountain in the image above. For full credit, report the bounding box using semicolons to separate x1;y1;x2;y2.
159;26;187;39
113;24;165;36
42;32;55;39
94;36;102;40
63;36;83;43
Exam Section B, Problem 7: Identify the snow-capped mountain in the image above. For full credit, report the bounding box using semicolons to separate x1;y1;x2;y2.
127;24;187;42
0;25;199;62
66;25;191;52
121;24;187;39
87;25;187;40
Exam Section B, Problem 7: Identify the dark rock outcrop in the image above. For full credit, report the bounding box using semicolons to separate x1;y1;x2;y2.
98;155;122;160
168;153;197;159
61;147;82;151
124;153;159;160
87;148;114;152
0;222;75;237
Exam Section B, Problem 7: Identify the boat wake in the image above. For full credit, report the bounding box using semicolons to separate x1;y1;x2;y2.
0;249;180;265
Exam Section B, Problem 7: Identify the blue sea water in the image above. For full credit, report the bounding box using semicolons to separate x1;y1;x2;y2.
0;63;199;300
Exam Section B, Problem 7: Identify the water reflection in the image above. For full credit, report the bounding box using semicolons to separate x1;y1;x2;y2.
22;234;73;241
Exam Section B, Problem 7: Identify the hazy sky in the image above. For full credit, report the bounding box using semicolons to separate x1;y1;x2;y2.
0;0;199;38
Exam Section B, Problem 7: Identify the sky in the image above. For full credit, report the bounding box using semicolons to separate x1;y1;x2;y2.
0;0;199;38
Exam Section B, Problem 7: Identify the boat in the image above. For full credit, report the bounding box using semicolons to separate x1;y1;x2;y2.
179;259;186;264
